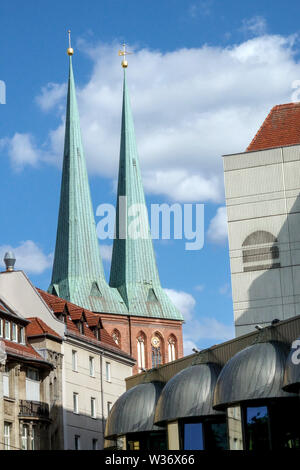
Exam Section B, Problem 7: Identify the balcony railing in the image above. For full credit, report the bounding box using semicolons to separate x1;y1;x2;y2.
19;400;50;419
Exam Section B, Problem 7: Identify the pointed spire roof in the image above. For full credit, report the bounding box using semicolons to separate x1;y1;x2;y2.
109;71;183;321
49;54;126;315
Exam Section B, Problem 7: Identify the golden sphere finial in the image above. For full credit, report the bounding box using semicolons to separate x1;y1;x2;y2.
118;43;133;68
67;29;74;56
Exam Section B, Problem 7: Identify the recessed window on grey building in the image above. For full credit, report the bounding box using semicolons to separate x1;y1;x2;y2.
242;230;280;272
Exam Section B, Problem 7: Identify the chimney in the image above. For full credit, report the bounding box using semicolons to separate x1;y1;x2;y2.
4;251;16;272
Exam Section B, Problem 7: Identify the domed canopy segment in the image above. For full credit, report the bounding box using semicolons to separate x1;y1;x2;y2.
105;381;164;439
213;341;296;410
154;363;224;425
283;338;300;393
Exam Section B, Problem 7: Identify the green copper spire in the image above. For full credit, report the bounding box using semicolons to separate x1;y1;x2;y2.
49;54;126;315
109;71;183;321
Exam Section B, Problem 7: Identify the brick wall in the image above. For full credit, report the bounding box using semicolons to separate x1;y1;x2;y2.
100;314;183;375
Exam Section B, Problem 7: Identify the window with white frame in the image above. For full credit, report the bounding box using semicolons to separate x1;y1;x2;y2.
73;392;79;414
91;397;96;418
3;367;9;397
168;337;176;362
26;368;40;401
19;326;25;344
0;318;3;337
89;356;95;377
137;335;145;371
11;323;17;342
4;321;10;340
31;426;37;450
21;424;29;450
4;422;11;450
74;435;80;450
105;361;111;382
72;350;78;372
107;401;112;416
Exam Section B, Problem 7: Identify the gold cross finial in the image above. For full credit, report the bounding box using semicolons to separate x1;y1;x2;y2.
67;29;74;56
118;43;133;68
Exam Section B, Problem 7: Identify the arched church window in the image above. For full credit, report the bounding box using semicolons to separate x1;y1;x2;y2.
137;333;146;372
168;335;177;362
112;329;121;346
242;231;280;272
151;334;163;368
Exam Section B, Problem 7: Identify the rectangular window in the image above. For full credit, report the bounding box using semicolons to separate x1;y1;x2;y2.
19;326;25;344
0;318;3;337
91;397;96;418
4;423;11;450
3;372;9;397
26;369;40;401
31;426;36;451
73;392;79;414
89;356;95;377
74;435;80;450
5;321;10;340
11;323;17;342
92;438;98;450
107;401;112;416
72;350;78;372
105;362;111;382
245;405;270;451
21;424;29;450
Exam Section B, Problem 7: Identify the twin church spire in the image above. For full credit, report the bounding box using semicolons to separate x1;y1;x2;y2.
48;37;183;321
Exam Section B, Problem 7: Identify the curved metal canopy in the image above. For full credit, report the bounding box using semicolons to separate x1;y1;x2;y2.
105;381;164;439
283;338;300;393
213;341;296;410
154;363;224;425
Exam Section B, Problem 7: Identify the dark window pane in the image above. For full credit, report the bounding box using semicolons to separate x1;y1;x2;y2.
205;422;228;450
270;401;300;449
184;423;204;450
245;406;270;451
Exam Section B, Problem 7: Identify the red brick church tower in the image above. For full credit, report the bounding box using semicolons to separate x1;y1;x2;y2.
48;44;184;374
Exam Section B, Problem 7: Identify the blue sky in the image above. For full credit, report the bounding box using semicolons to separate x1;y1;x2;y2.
1;0;300;353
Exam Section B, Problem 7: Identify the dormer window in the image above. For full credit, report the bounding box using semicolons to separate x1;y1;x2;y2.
12;323;17;342
5;321;10;340
19;326;25;344
77;321;84;335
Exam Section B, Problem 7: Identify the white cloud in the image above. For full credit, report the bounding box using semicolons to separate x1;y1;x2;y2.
0;133;55;170
240;16;267;37
164;287;234;352
188;0;213;18
195;284;205;292
0;241;53;274
6;33;300;202
164;288;196;320
100;244;113;262
36;83;67;112
207;206;228;243
183;339;199;355
183;316;234;346
5;133;40;168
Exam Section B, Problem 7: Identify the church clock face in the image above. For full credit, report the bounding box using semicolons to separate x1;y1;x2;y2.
151;336;160;348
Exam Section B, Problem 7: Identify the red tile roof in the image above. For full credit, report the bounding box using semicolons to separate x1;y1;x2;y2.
247;102;300;152
36;289;125;354
26;317;62;341
2;338;48;363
